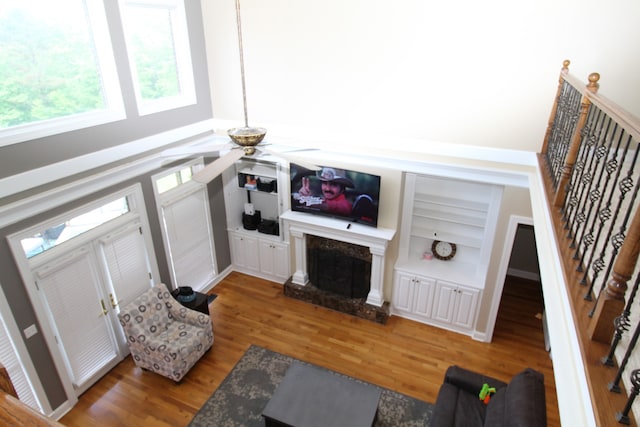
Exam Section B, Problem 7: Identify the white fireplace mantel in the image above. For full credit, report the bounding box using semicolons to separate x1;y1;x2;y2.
281;210;396;307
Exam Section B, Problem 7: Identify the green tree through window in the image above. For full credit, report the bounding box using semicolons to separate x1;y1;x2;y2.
0;2;105;128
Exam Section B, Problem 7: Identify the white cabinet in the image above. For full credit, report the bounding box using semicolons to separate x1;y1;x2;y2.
228;231;291;283
431;280;480;330
392;271;435;319
258;239;290;282
392;270;481;334
229;232;260;274
392;173;502;337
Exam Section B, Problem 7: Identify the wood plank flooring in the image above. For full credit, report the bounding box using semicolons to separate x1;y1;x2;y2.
60;272;559;426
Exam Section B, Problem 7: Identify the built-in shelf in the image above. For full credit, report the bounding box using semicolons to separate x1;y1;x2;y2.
392;172;503;338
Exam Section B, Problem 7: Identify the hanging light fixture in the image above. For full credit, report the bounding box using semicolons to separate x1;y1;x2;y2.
227;0;266;155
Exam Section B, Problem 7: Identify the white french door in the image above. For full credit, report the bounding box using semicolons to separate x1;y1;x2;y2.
7;184;160;406
34;245;122;394
31;219;155;395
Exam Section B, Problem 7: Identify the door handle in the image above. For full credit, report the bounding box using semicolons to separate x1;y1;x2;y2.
99;299;108;316
109;293;120;309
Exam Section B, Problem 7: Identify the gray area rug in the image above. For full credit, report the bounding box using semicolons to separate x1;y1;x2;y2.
189;345;433;426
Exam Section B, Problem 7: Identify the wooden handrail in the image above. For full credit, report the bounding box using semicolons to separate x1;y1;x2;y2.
0;363;63;426
0;363;17;398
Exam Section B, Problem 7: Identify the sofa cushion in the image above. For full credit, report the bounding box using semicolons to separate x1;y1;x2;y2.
483;386;506;427
504;368;547;427
431;382;487;427
431;382;459;427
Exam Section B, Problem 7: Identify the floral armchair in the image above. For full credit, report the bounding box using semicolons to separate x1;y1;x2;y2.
117;283;213;382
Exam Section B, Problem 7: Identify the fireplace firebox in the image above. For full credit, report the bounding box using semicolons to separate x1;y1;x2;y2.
307;235;371;299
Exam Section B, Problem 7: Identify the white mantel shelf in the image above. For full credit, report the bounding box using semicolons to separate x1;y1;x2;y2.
281;210;396;307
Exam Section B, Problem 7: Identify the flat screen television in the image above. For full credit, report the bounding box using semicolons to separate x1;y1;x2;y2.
290;163;381;227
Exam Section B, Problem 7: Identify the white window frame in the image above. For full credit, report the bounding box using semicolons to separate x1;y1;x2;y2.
0;0;125;148
119;0;196;116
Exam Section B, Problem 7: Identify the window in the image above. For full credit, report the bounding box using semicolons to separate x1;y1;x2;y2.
155;164;194;194
20;197;130;259
0;0;124;146
120;0;196;115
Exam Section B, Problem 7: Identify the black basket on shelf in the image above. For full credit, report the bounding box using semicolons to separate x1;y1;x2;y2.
258;219;279;235
256;177;275;192
242;211;261;230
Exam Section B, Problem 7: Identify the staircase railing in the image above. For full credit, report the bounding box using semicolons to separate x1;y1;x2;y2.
540;60;640;425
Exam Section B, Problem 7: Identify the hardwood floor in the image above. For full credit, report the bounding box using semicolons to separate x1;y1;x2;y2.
60;272;559;426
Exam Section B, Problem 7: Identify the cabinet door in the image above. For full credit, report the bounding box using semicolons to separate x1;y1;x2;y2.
452;286;480;329
413;277;435;317
230;233;260;272
432;281;458;324
392;273;414;312
258;240;290;282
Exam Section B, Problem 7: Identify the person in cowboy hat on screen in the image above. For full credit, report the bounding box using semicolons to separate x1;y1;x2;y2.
299;167;355;216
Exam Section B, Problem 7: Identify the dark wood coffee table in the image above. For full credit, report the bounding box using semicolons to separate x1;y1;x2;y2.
262;362;381;427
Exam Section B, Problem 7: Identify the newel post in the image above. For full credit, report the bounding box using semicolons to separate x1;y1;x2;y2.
541;59;571;155
552;72;600;208
589;208;640;343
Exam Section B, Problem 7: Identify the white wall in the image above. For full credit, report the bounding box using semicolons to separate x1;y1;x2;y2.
202;0;640;153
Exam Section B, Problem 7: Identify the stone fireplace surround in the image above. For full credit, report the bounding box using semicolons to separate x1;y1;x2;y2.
281;210;395;322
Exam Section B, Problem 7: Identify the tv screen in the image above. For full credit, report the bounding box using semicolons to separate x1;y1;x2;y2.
290;163;381;227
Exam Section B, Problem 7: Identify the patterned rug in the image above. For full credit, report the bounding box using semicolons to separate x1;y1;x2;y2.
188;345;433;426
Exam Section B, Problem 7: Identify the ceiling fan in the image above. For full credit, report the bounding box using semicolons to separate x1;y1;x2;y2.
162;0;317;184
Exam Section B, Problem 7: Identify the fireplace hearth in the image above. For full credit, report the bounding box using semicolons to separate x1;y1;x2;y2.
283;279;390;324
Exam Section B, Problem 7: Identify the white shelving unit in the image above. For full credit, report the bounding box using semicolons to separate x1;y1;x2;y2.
222;158;291;283
392;173;503;337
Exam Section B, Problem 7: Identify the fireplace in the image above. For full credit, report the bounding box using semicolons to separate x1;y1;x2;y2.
307;235;372;298
280;211;396;323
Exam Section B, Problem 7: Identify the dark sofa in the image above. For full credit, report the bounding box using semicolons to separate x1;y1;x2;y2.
431;365;547;427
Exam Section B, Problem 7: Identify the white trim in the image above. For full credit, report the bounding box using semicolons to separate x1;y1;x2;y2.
0;120;215;226
484;215;534;343
529;169;596;427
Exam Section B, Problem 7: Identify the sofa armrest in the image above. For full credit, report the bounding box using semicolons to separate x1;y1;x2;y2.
443;365;508;396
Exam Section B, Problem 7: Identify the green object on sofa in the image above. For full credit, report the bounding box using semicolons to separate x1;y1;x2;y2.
431;365;547;427
117;283;214;382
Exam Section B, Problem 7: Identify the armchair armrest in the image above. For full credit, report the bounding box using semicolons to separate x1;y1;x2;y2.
167;301;211;328
443;365;508;395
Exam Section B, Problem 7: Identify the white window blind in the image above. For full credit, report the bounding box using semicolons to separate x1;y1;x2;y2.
35;246;119;390
161;187;216;291
0;312;41;411
99;222;153;311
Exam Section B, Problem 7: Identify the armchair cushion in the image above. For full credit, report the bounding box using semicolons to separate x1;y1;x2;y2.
118;283;213;382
